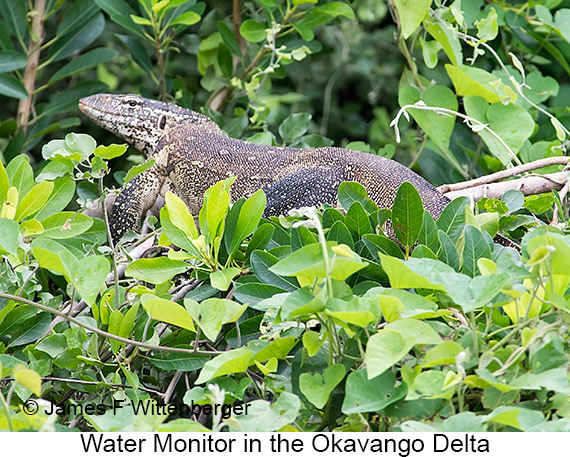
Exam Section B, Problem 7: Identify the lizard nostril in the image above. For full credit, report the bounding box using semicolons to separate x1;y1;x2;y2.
159;115;166;130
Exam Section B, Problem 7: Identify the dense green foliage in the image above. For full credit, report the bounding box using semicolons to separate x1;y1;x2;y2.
1;0;570;432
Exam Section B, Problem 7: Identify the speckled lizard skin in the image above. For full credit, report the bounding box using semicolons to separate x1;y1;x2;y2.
79;94;518;250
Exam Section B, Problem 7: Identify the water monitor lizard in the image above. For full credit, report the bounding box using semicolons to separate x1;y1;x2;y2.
79;93;517;249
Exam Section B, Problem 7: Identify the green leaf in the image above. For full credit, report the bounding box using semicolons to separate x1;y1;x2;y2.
391;182;424;247
126;257;190;284
250;250;299;291
227;392;300;432
141;294;195;332
196;348;253;384
14;181;54;222
73;256;109;306
165;192;199;239
337;181;370;212
398;85;458;153
0;218;19;255
300;364;346;409
0;51;27;72
422;341;464;368
218;21;242;57
446;64;514;104
362;234;404;260
426;18;462;65
270;242;367;281
6;155;34;198
31;238;78;278
394;0;432;39
279;113;312;143
342;370;404;414
124;159;155;182
438;230;460;271
210;267;241;291
94;143;128;160
240;20;266;43
169;11;201;26
462;225;491;277
226;189;266;255
366;330;415;379
345;201;373;240
48;48;117;84
436;196;469;242
0;73;27;99
475;8;498;41
34;177;76;220
185;298;247;341
199;180;231;244
385;318;442;345
94;0;145;38
35;212;93;239
13;365;42;396
419;210;440;253
130;14;151;25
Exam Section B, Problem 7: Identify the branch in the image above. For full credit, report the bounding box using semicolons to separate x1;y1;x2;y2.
442;171;569;201
16;0;46;131
1;292;218;356
438;157;570;193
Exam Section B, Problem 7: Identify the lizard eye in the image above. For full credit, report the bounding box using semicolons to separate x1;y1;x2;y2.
128;100;137;107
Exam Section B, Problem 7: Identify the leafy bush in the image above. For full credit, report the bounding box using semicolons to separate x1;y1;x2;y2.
1;0;570;433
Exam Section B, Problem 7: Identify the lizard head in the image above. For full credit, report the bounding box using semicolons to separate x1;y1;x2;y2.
79;93;218;155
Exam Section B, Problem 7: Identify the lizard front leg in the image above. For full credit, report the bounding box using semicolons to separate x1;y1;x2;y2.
109;168;164;242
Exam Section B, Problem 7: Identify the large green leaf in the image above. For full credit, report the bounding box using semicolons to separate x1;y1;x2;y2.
391;181;424;248
394;0;432;39
125;257;190;284
141;294;195;332
398;85;457;153
366;330;415;379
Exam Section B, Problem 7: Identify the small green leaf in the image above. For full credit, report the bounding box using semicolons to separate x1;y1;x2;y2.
196;348;253;384
130;14;152;25
240;20;266;43
475;8;498;42
94;143;128;159
13;365;42;396
210;267;241;291
279;113;312;143
300;364;346;409
169;11;201;26
141;294;195;332
124;159;155;182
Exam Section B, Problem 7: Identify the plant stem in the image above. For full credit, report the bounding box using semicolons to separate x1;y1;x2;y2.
17;0;46;131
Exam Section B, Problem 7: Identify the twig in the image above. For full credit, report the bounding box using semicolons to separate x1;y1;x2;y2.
1;292;218;356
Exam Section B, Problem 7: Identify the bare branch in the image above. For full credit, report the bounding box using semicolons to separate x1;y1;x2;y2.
442;171;569;201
